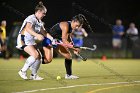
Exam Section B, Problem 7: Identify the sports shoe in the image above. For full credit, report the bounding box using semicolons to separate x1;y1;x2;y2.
30;74;44;80
65;74;79;79
18;70;28;80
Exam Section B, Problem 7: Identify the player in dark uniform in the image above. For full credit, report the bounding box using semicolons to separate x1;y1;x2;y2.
42;14;85;79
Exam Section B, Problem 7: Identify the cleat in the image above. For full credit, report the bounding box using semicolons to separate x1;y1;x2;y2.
30;74;44;80
65;74;79;79
18;70;28;80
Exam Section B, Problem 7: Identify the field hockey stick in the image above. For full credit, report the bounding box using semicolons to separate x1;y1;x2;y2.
74;45;97;51
78;14;94;33
55;42;87;61
55;42;97;51
75;53;87;61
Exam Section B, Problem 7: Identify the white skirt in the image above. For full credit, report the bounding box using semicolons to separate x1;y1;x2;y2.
16;34;36;50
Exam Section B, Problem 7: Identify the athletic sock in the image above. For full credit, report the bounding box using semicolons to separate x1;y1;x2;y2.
65;59;72;75
30;59;41;75
41;56;46;64
21;56;36;72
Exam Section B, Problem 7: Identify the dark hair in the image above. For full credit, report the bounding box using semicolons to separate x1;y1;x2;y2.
72;14;85;26
35;1;46;12
72;14;93;32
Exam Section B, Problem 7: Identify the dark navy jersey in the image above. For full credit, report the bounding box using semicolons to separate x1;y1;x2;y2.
49;21;72;39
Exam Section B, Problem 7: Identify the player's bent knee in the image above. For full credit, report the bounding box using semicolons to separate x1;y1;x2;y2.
32;52;40;59
43;58;52;64
47;59;52;63
65;54;72;60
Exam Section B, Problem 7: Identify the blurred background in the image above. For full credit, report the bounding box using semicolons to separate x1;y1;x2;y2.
0;0;140;59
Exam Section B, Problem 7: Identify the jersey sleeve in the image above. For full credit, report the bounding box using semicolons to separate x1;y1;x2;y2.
25;16;36;25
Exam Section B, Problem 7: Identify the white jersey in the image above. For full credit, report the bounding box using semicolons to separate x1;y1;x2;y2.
16;14;43;50
126;28;138;35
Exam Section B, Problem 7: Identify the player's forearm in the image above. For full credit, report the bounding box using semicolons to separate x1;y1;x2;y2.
84;33;88;37
46;33;53;41
41;30;54;41
25;23;39;37
81;28;88;37
62;38;70;44
26;28;39;37
62;34;70;44
119;32;124;35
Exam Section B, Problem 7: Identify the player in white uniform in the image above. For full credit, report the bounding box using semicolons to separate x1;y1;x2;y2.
16;2;54;80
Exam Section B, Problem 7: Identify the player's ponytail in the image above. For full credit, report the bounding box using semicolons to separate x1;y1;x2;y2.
38;1;43;5
35;1;47;12
78;14;93;32
72;14;93;32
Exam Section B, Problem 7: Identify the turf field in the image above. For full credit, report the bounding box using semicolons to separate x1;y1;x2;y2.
0;58;140;93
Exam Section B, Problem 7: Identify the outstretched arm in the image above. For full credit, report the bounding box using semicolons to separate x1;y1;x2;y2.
26;23;44;41
40;25;54;41
81;28;88;37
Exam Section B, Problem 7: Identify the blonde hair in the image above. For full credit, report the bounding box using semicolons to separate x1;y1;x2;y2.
35;1;46;12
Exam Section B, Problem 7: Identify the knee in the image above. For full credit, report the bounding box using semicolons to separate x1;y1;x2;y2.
43;58;52;64
46;59;52;63
65;54;72;60
48;58;52;63
32;52;39;59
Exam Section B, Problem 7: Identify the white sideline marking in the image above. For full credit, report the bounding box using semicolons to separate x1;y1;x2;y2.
0;69;18;70
13;81;140;93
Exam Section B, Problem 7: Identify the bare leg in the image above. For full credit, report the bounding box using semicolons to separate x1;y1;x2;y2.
18;45;39;79
55;45;73;75
43;46;53;64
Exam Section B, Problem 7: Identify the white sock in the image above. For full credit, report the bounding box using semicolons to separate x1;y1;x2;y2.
30;59;41;75
21;56;36;72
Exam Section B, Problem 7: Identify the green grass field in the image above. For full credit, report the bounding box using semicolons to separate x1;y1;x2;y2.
0;58;140;93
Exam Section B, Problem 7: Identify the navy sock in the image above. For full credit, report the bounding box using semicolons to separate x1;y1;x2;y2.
65;59;72;75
